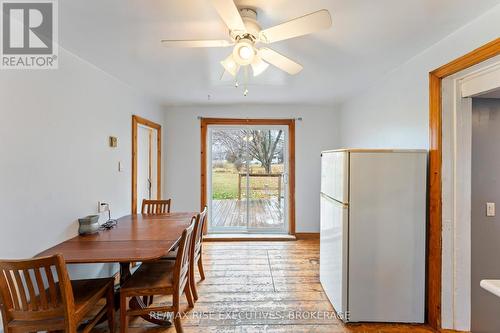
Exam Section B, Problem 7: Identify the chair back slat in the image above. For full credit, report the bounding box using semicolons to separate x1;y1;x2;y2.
34;268;48;309
0;255;72;322
44;265;58;308
13;270;28;310
141;199;171;215
22;269;38;310
174;217;195;293
193;207;208;258
2;269;19;310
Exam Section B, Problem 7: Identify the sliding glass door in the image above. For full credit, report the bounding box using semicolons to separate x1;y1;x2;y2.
207;125;288;233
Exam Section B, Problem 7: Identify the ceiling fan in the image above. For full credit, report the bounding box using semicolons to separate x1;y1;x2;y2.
161;0;332;81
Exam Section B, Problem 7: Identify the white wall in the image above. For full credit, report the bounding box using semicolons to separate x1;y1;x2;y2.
163;105;340;232
0;48;163;281
338;4;500;149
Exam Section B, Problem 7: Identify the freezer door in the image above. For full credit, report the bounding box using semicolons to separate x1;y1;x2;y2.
321;151;349;203
320;193;349;320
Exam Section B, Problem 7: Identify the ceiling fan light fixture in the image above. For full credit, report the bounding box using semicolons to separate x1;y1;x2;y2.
232;38;255;65
239;45;253;60
220;54;240;76
251;55;269;77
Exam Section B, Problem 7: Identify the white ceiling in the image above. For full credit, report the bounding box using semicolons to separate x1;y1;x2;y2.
59;0;500;106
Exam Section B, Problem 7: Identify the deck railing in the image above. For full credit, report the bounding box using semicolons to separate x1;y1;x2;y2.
237;173;283;201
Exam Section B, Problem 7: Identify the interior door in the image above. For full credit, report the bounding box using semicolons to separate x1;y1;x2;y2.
132;115;162;214
136;125;158;210
208;125;288;233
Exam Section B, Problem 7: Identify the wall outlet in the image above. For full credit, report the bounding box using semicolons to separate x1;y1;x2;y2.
98;201;110;213
486;202;495;217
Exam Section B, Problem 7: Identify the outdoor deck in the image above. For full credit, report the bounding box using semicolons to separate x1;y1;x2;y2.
211;198;284;229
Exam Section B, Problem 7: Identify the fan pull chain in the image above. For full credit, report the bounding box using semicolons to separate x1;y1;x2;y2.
243;66;249;96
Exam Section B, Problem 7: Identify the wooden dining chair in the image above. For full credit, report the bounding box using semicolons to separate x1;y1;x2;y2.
189;206;207;301
0;254;115;333
161;206;207;302
141;199;171;214
119;218;196;333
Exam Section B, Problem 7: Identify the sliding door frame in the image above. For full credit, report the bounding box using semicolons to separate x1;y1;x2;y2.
201;118;295;235
207;124;290;234
428;38;500;330
132;115;162;214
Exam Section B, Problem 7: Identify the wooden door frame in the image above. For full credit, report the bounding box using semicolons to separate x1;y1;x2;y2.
428;38;500;330
200;118;296;235
132;115;162;214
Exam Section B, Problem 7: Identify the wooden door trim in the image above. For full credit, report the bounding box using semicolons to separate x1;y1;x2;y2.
200;118;296;235
428;38;500;330
132;115;162;214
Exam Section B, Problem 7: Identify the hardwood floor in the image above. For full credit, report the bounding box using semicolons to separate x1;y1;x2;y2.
94;240;435;332
212;199;284;229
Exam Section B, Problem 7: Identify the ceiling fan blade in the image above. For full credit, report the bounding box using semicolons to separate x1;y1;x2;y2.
161;39;233;48
259;48;303;75
259;9;332;44
211;0;246;33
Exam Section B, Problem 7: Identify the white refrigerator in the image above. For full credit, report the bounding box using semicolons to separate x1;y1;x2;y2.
320;149;427;323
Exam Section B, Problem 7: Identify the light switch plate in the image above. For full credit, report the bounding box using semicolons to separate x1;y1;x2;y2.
109;136;118;148
487;202;496;217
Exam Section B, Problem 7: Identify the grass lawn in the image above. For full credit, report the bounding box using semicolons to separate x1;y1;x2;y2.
212;171;239;199
212;163;284;200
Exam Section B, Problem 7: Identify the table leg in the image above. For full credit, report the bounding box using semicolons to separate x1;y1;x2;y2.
119;262;172;327
119;262;131;285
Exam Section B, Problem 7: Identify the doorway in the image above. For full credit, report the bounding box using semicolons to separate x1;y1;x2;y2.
427;39;500;331
471;95;500;333
208;125;288;233
200;118;296;235
132;115;162;214
435;51;500;331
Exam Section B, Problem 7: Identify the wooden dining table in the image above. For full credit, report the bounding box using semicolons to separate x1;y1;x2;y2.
36;212;196;326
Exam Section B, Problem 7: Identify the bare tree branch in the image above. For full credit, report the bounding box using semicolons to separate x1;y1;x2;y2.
213;129;284;173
